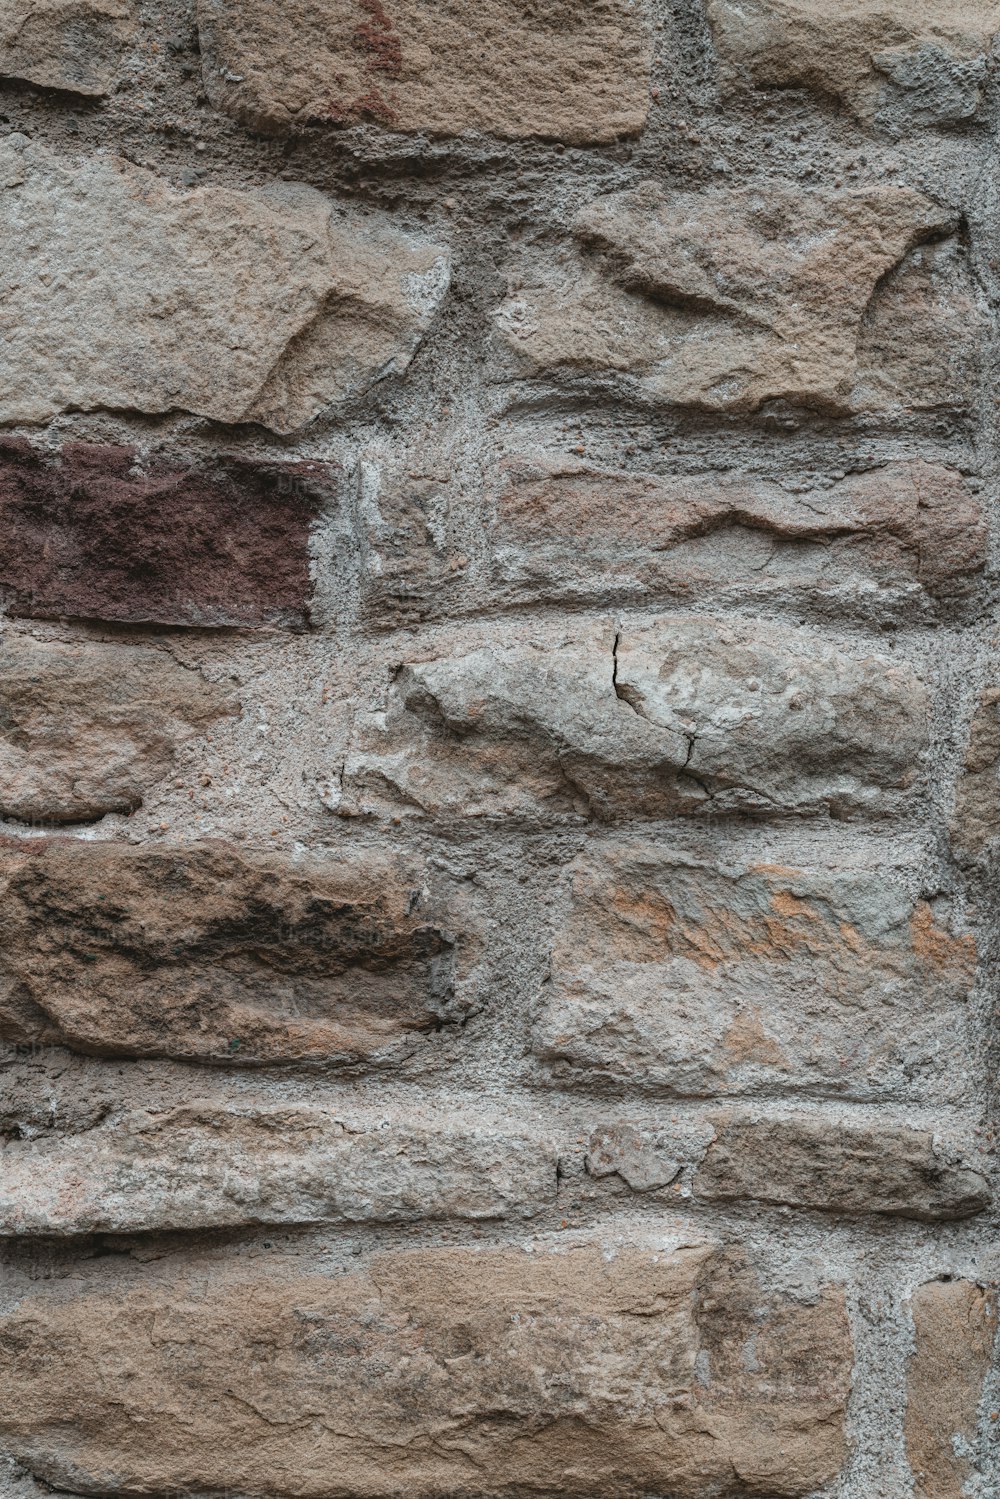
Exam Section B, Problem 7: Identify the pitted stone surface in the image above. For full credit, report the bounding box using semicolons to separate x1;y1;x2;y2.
0;636;236;823
707;0;1000;126
343;615;929;822
196;0;652;142
0;0;135;95
497;183;971;417
0;135;450;433
533;843;976;1101
0;1104;556;1234
0;440;332;627
0;840;465;1066
0;1241;852;1498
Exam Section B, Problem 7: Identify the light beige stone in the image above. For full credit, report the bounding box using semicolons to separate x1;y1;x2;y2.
907;1279;998;1498
533;844;976;1101
696;1115;990;1220
0;635;236;823
490;457;985;622
0;135;449;433
0;1104;555;1234
497;183;965;416
0;840;465;1066
197;0;651;142
0;1241;852;1497
341;616;929;823
0;0;134;94
707;0;1000;125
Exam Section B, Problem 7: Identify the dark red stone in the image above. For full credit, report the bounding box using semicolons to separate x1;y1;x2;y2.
0;441;334;628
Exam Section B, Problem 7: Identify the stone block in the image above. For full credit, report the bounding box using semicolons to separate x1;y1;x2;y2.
707;0;999;128
533;843;976;1100
0;1240;852;1497
490;457;985;622
696;1115;990;1221
0;0;135;96
197;0;651;142
342;616;928;822
0;840;465;1067
0;1104;555;1234
0;636;237;824
0;440;334;628
496;184;976;418
0;135;449;433
906;1278;998;1498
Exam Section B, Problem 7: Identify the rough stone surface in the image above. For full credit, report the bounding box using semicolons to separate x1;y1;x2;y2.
0;0;135;95
0;3;997;1495
951;686;1000;859
0;635;237;823
0;840;465;1066
0;134;450;433
0;439;332;627
696;1116;991;1221
488;457;985;622
707;0;1000;127
585;1125;682;1191
0;1104;555;1234
196;0;652;142
906;1278;998;1499
497;183;973;417
0;1240;852;1498
343;616;928;822
533;843;976;1100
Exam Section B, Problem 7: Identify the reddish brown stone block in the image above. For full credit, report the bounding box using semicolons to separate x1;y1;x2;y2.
0;441;335;628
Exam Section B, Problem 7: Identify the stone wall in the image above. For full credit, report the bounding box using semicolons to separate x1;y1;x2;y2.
0;3;998;1497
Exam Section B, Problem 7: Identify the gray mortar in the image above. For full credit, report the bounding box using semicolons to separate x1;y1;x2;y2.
0;2;999;1497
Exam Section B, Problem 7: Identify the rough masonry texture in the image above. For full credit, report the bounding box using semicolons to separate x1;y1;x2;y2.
0;3;997;1499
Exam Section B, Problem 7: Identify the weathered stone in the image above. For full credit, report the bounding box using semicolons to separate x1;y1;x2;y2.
0;636;237;824
357;450;475;629
696;1116;990;1221
0;440;332;628
0;135;449;433
341;616;928;823
490;458;985;622
907;1279;998;1499
0;0;135;96
0;840;464;1066
952;686;1000;858
853;234;982;417
0;1104;554;1234
585;1125;682;1192
533;844;976;1101
197;0;651;143
0;1240;852;1497
707;0;1000;127
497;183;965;416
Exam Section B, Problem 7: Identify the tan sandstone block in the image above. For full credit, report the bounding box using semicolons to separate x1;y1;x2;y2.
497;183;973;417
0;135;449;433
0;1241;852;1497
707;0;1000;126
0;636;237;824
341;616;928;823
951;686;1000;859
0;1104;555;1234
696;1115;990;1221
196;0;651;142
490;457;985;621
0;840;465;1066
533;844;976;1101
907;1279;998;1499
0;0;134;94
